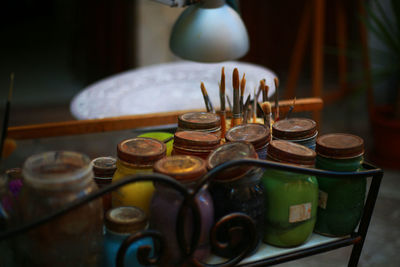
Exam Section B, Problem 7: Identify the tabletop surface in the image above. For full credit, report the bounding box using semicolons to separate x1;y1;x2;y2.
70;61;276;120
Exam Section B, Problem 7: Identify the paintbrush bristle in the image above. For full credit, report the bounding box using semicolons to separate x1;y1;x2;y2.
233;68;239;90
274;77;280;88
220;67;225;94
261;101;272;115
201;82;208;96
240;73;246;96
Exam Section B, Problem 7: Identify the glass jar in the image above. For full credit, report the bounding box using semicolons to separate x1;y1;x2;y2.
272;118;318;150
172;131;221;160
177;112;221;138
225;123;271;159
150;155;213;266
17;151;103;266
207;142;263;257
112;137;166;215
314;133;365;237
92;156;117;213
262;140;318;247
138;132;174;156
104;206;152;267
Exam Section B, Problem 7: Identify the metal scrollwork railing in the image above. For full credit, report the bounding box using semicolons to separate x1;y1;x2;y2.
0;159;383;267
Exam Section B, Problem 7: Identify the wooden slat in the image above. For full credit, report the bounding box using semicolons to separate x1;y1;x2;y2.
7;98;323;140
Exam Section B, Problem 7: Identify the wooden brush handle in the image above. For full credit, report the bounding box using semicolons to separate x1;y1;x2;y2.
219;111;226;138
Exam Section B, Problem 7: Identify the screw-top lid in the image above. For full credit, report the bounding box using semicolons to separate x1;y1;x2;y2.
316;133;364;159
178;112;221;130
268;140;316;167
154;155;207;182
207;142;258;180
105;206;147;234
225;123;270;149
272;118;317;140
92;157;117;178
117;137;166;165
174;131;221;150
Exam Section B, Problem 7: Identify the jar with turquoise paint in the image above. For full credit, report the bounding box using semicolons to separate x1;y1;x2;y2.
104;206;152;267
262;140;318;247
272;118;318;150
314;133;365;237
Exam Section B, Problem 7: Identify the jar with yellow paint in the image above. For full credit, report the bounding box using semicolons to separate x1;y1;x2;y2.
112;137;166;215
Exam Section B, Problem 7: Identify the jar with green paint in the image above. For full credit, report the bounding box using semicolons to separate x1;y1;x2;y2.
315;133;365;237
262;140;318;247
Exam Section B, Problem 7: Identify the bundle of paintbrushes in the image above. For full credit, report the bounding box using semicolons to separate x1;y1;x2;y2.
199;67;281;134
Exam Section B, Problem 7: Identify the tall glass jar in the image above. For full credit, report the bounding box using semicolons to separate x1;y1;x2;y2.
112;137;166;215
314;133;365;236
150;155;213;266
225;123;271;159
172;131;221;160
104;206;152;267
92;156;117;213
207;142;263;257
17;151;103;266
262;140;318;247
177;112;221;138
272;118;318;150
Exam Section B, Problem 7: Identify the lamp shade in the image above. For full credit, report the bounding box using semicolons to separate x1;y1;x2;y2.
170;0;249;62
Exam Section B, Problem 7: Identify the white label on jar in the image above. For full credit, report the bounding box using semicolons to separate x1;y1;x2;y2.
289;203;312;223
318;190;328;209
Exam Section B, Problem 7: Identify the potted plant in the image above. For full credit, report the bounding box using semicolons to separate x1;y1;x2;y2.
362;0;400;168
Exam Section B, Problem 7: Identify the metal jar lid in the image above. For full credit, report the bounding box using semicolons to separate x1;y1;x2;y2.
174;131;221;151
105;206;147;234
117;137;166;165
154;155;207;182
316;133;364;159
225;123;270;150
207;141;258;180
272;118;317;140
178;112;221;130
91;157;117;178
268;140;316;167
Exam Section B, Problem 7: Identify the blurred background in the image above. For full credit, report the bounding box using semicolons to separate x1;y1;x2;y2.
0;0;399;266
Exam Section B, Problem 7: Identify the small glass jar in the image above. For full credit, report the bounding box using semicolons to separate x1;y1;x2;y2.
262;140;318;247
207;142;263;257
112;137;166;215
314;133;365;237
172;130;221;160
225;123;271;159
150;155;213;266
272;118;318;150
104;206;152;267
17;151;103;266
177;112;221;138
138;132;174;156
92;156;117;213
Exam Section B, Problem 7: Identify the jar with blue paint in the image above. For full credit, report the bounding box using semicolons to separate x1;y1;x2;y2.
272;118;318;150
104;206;152;267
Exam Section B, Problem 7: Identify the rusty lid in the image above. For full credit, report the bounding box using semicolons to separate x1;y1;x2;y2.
225;123;270;149
268;140;316;167
117;137;166;165
105;206;147;234
207;142;258;180
316;133;364;159
272;118;317;140
154;155;207;182
178;112;221;130
174;131;221;150
91;156;117;178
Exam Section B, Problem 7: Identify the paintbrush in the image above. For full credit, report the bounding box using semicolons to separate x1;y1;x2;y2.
219;67;226;137
200;82;214;113
240;73;246;118
256;79;266;101
286;97;297;119
260;79;267;102
1;73;14;161
231;68;241;127
261;101;272;129
274;77;280;121
253;87;257;123
242;94;251;124
226;95;233;112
